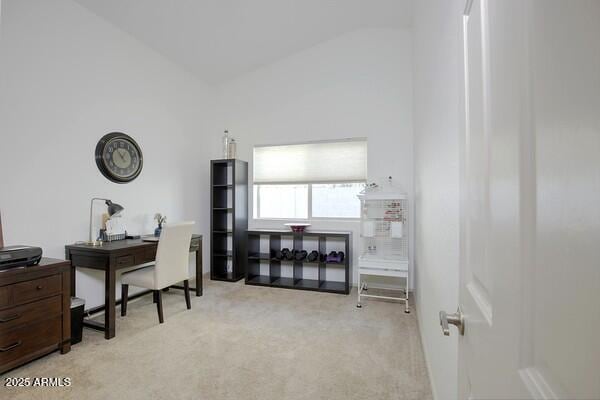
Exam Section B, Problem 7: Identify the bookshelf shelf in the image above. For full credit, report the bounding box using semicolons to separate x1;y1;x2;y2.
245;229;350;295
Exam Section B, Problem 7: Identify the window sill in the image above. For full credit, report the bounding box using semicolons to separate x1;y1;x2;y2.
252;217;360;223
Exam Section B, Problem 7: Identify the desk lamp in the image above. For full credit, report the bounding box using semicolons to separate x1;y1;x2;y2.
87;198;124;246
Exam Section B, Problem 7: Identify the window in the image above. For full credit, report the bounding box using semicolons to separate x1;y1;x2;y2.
312;183;363;218
253;184;308;219
253;182;364;219
253;139;367;219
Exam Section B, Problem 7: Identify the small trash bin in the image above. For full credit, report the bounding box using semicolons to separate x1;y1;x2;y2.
70;297;85;345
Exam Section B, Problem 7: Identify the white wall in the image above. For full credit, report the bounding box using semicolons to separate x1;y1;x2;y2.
0;0;215;309
215;28;414;286
412;1;462;399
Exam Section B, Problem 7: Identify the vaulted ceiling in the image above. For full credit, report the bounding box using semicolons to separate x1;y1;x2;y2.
74;0;413;84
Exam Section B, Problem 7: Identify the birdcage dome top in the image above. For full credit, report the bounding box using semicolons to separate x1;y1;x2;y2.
357;177;407;200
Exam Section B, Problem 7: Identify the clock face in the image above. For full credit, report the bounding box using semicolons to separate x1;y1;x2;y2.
95;133;143;183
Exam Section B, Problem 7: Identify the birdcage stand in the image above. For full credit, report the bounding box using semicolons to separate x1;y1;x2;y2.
356;258;409;313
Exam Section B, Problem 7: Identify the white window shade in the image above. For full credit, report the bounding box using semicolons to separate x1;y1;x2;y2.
254;139;367;184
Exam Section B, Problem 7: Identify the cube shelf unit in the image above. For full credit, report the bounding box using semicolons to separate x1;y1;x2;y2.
246;229;351;294
210;159;248;282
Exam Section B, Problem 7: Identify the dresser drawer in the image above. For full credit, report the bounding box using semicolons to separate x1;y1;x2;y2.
0;295;62;333
11;274;62;306
0;286;9;308
0;316;61;366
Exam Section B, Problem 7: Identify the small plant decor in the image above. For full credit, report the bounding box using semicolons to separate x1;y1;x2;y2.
154;213;167;237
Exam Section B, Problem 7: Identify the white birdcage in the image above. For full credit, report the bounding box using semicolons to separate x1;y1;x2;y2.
356;178;410;312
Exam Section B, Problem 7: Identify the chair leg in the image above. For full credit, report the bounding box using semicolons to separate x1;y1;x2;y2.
184;280;191;310
121;284;129;316
153;291;158;304
155;290;164;324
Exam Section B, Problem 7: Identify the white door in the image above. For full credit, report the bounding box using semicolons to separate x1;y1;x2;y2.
451;0;600;399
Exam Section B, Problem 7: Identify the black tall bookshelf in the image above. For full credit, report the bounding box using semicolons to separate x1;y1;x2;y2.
246;229;351;294
210;159;248;282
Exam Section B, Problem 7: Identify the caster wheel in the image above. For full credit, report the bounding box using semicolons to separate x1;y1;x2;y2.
356;304;362;308
404;310;410;314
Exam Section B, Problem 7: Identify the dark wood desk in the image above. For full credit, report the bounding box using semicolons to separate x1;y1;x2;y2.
65;234;202;339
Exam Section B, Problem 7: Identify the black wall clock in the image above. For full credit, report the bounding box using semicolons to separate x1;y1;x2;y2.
95;132;143;183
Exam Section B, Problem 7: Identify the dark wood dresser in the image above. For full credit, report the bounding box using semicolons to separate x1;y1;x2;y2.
0;258;71;374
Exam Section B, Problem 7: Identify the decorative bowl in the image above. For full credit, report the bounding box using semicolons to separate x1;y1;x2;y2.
284;223;311;232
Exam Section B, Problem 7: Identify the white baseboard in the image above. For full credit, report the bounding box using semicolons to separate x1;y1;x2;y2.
415;291;439;400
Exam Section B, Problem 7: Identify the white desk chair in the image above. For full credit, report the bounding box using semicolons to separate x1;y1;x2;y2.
121;221;195;324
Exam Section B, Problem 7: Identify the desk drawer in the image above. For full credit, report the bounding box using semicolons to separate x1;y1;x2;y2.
138;248;156;264
116;255;135;267
12;275;62;306
0;295;62;333
0;316;61;366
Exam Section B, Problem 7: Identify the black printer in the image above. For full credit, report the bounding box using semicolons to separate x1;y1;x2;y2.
0;245;43;271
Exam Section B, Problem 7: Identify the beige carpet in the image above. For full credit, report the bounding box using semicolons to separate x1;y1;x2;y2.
1;278;431;400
